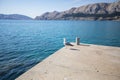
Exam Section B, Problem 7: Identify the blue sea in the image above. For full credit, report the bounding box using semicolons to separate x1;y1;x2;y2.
0;20;120;80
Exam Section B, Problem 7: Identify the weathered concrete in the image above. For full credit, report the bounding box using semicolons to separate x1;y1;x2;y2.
16;43;120;80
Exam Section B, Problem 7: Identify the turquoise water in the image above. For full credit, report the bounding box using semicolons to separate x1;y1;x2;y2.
0;20;120;80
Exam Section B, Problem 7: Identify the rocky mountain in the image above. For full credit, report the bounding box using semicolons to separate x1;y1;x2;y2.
35;1;120;20
0;14;33;20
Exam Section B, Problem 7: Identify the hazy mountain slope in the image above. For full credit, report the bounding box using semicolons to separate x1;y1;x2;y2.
35;1;120;20
0;14;33;20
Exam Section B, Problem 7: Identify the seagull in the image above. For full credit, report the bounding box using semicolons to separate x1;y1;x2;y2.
65;42;74;46
63;38;73;46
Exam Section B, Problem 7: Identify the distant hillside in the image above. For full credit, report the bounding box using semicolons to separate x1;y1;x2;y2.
35;1;120;20
0;14;33;20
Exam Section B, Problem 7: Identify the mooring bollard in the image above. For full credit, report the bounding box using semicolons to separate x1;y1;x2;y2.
76;37;80;45
63;38;66;45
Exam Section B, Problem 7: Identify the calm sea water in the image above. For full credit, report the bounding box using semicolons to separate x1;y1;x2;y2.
0;20;120;80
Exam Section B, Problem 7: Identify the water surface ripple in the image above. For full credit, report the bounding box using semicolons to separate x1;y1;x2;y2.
0;20;120;80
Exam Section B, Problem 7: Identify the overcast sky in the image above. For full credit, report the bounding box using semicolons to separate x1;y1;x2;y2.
0;0;117;18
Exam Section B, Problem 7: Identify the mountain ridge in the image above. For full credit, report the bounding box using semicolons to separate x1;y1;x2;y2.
0;14;33;20
35;1;120;20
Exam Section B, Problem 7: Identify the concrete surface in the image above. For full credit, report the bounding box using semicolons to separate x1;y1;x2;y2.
16;43;120;80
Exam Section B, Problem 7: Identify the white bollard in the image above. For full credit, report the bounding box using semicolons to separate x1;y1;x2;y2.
63;38;66;45
76;37;80;45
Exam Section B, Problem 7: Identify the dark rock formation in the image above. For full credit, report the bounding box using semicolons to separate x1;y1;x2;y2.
35;1;120;20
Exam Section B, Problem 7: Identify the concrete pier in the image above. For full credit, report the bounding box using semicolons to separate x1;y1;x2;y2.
16;43;120;80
